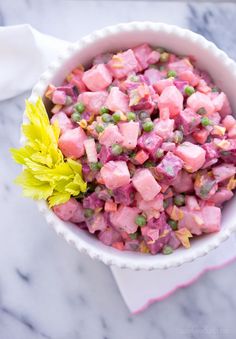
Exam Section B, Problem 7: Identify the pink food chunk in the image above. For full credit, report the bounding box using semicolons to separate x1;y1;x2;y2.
138;131;163;156
119;121;139;149
52;90;67;105
78;91;108;114
212;164;236;182
171;170;193;193
213;92;232;117
87;213;106;234
53;198;78;221
201;205;221;233
154;118;174;140
153;78;173;94
83;138;98;163
107;49;138;79
100;161;130;189
82;63;112;91
156;152;183;180
222;115;236;131
70;201;85;223
58;127;87;159
208;188;234;206
158;85;183;118
178;108;201;135
99;125;123;147
137;193;164;219
133;43;153;70
144;68;161;85
187;91;214;114
132;169;161;201
167;58;193;73
50;112;73;135
175;141;206;172
105;87;129;112
110;205;139;234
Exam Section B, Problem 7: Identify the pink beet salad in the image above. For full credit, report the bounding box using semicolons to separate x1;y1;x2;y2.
46;44;236;255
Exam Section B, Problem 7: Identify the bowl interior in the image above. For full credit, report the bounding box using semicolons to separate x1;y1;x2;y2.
35;23;236;269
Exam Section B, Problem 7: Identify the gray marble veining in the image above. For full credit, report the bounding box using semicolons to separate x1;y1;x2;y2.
0;1;236;339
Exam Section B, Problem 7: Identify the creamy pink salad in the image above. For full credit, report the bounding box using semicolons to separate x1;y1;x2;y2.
46;44;236;255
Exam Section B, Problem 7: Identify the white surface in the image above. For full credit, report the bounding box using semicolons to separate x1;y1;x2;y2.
1;1;236;338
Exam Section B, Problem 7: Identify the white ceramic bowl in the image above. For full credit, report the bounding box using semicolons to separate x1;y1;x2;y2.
28;22;236;270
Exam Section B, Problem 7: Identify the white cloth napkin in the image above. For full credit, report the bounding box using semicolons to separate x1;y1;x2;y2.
2;24;236;313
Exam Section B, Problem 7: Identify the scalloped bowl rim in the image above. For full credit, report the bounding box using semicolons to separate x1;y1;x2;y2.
24;21;236;270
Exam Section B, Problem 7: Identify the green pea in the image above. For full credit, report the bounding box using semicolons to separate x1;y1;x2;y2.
84;208;94;218
143;120;154;132
89;162;102;171
173;130;183;144
168;219;178;231
212;87;220;93
112;111;121;123
111;144;123;155
135;215;147;227
95;124;105;133
184;86;195;96
162;245;173;255
71;112;81;122
127;112;136;121
167;70;177;78
163;200;169;209
100;106;110;114
75;102;85;113
144;161;155;168
201;116;212;127
174;194;185;206
65;96;73;106
130;75;139;82
197;107;207;115
102;113;112;123
130;232;138;240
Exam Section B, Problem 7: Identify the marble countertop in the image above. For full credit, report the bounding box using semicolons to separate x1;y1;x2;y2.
1;1;236;338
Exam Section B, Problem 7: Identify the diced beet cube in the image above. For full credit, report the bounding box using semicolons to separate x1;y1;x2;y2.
86;213;106;234
208;188;234;206
171;170;193;193
144;68;161;85
175;141;206;172
58;127;87;159
98;227;122;246
53;198;79;221
113;183;135;206
110;205;139;234
187;91;214;115
98;145;113;164
105;87;129;113
212;164;236;183
154;118;174;140
100;161;130;189
107;49;138;79
78;91;108;114
99;125;123;147
133;43;153;70
50;112;73;135
138;131;162;156
52;90;67;105
82;63;112;91
156;152;183;180
119;121;139;149
178;108;201;135
83;192;104;209
158;85;183;118
167;58;193;73
132;169;161;201
153;78;173;95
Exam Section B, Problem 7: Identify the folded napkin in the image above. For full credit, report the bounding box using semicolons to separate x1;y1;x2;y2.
2;24;236;313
